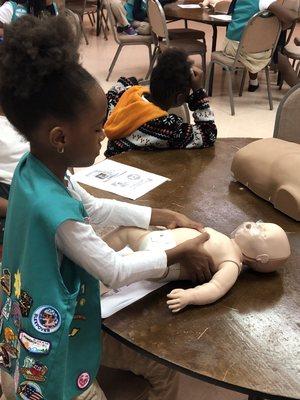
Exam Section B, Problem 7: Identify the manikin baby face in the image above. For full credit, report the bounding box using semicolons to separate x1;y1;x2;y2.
232;222;291;272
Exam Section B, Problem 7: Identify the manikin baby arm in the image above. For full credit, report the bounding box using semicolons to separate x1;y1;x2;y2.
167;261;240;312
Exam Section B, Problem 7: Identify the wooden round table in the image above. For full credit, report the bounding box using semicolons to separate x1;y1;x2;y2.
86;138;300;400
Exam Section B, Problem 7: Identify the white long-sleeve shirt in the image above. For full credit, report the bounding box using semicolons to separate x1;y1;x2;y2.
55;175;167;289
0;116;29;185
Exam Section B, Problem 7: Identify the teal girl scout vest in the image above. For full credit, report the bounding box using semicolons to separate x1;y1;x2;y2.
0;153;101;399
227;0;260;42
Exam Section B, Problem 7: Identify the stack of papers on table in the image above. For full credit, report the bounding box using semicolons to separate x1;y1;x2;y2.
210;14;232;21
178;4;200;8
101;281;166;318
73;159;170;200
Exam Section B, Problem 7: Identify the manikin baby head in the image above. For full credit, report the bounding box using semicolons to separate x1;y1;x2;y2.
232;222;291;272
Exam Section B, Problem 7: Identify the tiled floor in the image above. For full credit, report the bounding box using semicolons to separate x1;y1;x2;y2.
78;17;298;400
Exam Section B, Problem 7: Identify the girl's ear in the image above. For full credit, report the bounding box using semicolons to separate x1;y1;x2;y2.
49;126;66;153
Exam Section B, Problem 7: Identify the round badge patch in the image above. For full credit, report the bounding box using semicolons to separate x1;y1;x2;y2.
77;372;91;389
31;305;61;334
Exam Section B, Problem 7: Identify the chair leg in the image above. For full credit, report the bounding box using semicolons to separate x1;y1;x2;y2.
226;68;235;116
80;16;89;45
239;68;247;97
296;60;300;76
201;51;206;87
91;11;96;23
146;46;159;80
88;12;94;26
205;61;213;94
265;66;273;111
106;45;123;81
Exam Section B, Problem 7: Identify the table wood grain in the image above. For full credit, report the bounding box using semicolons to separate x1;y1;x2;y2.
85;139;300;400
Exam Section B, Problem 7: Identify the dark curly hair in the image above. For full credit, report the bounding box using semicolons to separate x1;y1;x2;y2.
150;49;192;108
0;15;97;140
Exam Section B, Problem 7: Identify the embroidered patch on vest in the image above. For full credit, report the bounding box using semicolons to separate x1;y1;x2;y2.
31;305;61;334
17;381;44;400
14;270;21;299
0;343;11;368
77;372;91;389
73;314;86;321
2;297;12;319
0;269;11;296
20;357;48;382
79;298;86;306
69;328;80;337
4;327;17;344
19;331;51;355
2;342;18;358
11;301;22;329
19;290;33;317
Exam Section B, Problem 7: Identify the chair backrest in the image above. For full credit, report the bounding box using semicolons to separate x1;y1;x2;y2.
284;21;296;47
60;8;82;42
65;0;87;16
273;83;300;144
213;0;230;14
147;0;169;43
104;0;120;44
237;11;281;56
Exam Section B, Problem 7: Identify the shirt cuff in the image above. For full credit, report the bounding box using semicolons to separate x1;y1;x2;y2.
259;0;276;11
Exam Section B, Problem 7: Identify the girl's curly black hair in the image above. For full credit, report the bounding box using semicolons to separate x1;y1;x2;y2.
0;15;97;140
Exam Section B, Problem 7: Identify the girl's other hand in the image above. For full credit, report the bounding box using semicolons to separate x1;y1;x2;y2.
150;208;204;231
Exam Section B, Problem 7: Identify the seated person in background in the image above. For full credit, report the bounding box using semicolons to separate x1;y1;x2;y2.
28;0;59;16
109;0;139;35
123;0;150;35
104;49;217;158
0;110;29;243
103;221;291;312
224;0;296;92
0;0;28;31
110;0;174;35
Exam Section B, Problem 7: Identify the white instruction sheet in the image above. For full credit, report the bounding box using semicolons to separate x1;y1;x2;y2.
73;159;170;200
101;281;166;318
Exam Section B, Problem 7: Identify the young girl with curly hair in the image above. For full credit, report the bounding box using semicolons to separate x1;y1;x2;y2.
0;15;214;399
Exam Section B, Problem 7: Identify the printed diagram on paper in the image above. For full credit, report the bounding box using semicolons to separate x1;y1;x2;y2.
73;159;170;200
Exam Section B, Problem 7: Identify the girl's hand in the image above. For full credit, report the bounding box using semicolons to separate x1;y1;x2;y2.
166;233;214;283
150;208;203;231
167;288;193;312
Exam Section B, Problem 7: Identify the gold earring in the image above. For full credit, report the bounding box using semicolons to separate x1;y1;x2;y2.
58;147;65;154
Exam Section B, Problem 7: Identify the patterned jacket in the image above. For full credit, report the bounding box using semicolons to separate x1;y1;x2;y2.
104;77;217;158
